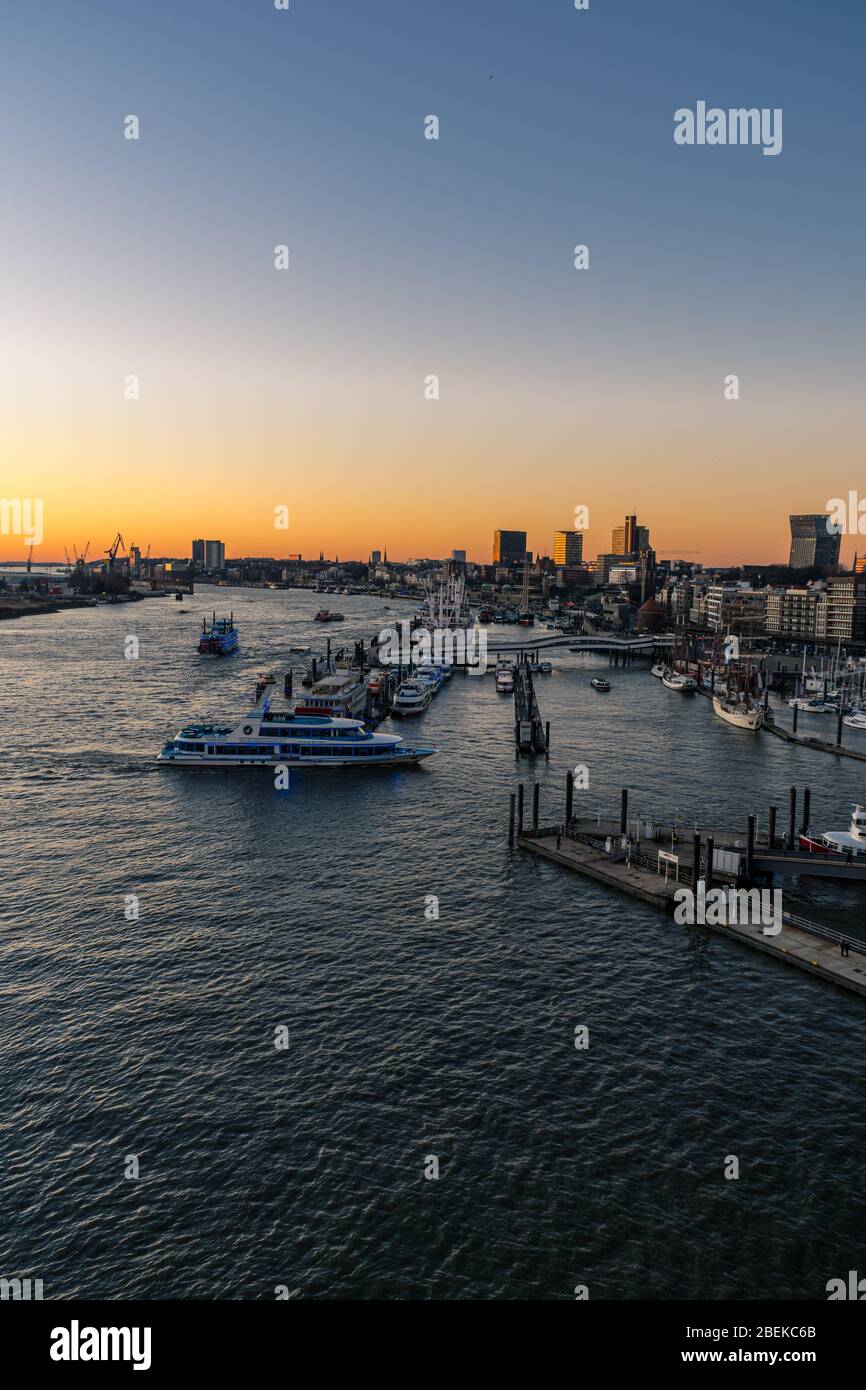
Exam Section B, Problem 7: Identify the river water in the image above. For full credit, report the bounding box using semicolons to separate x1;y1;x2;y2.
1;588;864;1299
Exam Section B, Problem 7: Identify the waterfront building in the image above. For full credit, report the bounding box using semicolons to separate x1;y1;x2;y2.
765;586;821;641
823;572;866;646
492;529;527;565
192;539;226;571
704;584;766;636
788;514;841;570
553;530;584;566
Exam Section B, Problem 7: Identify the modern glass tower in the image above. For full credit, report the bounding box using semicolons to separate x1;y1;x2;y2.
788;515;841;569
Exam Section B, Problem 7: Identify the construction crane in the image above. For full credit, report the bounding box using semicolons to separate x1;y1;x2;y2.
73;542;90;565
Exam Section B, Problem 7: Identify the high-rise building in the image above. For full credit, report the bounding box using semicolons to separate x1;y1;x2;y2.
611;515;650;556
193;539;226;570
492;529;527;565
451;549;466;564
788;515;841;570
553;530;584;566
370;550;382;566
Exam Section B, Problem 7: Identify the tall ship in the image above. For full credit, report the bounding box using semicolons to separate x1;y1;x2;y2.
157;676;435;768
417;562;473;631
712;692;764;730
198;613;238;656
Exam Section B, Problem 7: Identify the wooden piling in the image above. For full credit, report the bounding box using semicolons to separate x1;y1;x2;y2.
837;708;844;747
620;788;628;836
508;793;516;848
802;787;811;835
565;770;574;828
705;835;714;890
788;787;797;847
692;832;701;885
793;702;799;734
768;805;777;850
532;782;540;831
517;784;524;833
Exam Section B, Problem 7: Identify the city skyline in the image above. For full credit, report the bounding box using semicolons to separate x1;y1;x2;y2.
3;1;865;566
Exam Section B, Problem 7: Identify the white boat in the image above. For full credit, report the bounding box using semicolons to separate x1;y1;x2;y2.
815;805;866;858
843;710;866;730
539;661;553;674
712;693;764;730
391;679;432;716
651;663;666;679
789;695;832;714
157;679;434;768
495;660;514;693
414;664;446;694
662;671;697;692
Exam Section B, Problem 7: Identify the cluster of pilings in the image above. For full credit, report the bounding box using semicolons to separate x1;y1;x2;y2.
608;647;642;667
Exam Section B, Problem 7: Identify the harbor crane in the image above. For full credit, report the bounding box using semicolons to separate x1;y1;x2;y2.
73;542;90;565
105;532;126;569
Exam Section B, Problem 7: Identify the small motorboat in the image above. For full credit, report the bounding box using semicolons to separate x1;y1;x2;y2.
591;677;611;692
539;661;553;674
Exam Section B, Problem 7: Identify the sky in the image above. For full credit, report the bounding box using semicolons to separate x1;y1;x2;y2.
1;0;864;566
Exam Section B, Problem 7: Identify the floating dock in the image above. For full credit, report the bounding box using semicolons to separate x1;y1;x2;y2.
509;781;866;1001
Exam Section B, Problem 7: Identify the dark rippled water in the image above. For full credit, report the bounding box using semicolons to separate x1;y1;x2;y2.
2;589;865;1299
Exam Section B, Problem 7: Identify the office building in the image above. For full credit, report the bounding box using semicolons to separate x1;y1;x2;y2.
492;529;527;565
553;530;584;566
611;515;650;556
192;539;226;571
788;515;841;570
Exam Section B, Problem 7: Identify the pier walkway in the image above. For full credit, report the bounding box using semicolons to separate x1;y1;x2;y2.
518;827;866;1001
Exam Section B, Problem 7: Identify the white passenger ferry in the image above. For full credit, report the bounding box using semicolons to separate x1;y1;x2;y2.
157;678;435;769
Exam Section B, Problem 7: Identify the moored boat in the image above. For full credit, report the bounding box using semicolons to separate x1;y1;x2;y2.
662;670;697;692
813;805;866;858
391;679;432;716
293;669;367;718
495;660;514;693
712;693;764;730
